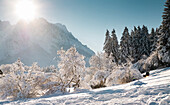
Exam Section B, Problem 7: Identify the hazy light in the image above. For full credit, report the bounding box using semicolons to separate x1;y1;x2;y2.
15;0;37;22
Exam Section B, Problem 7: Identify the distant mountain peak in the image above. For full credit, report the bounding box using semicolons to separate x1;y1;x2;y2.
0;18;95;66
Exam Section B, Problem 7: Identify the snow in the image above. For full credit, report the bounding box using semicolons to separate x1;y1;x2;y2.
1;67;169;105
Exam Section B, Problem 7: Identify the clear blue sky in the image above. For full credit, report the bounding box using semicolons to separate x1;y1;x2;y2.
0;0;166;53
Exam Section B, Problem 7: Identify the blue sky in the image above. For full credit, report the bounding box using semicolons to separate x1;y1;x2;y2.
0;0;166;52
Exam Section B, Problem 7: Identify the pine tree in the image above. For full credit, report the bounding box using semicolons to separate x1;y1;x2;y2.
149;28;157;52
136;26;142;59
103;29;119;65
144;0;170;70
130;29;135;61
131;26;151;63
140;25;150;56
157;0;170;66
103;30;112;56
131;26;140;62
110;29;119;64
120;27;132;63
104;30;110;45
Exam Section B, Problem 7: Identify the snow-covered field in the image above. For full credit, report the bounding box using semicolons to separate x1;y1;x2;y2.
1;67;170;105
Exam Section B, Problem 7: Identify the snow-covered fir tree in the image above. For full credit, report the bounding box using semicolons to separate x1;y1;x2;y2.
111;29;119;64
140;25;150;56
131;26;140;62
136;26;143;60
104;30;110;45
103;30;112;56
103;29;119;64
120;27;132;63
143;0;170;71
157;0;170;66
149;28;158;52
130;26;151;63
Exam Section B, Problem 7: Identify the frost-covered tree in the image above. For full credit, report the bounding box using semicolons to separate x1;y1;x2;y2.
131;26;140;62
143;0;170;70
136;26;143;59
57;47;86;89
157;0;170;66
120;27;132;63
103;30;112;56
0;59;67;100
103;29;119;64
0;59;48;100
140;25;150;56
130;26;151;63
149;28;157;52
86;52;117;89
104;30;110;45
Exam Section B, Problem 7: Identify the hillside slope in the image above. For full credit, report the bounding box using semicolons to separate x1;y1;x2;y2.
1;67;170;105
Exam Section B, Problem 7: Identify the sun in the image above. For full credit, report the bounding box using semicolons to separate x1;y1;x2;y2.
15;0;37;22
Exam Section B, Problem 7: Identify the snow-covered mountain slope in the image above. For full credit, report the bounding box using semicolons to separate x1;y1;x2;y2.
0;18;95;66
1;67;170;105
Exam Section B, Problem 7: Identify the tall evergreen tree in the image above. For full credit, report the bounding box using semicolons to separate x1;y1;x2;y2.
104;30;110;45
131;26;141;62
103;29;119;64
103;30;112;56
149;28;158;52
157;0;170;66
131;26;151;63
120;27;132;63
144;0;170;70
140;25;150;56
110;29;119;64
130;30;135;59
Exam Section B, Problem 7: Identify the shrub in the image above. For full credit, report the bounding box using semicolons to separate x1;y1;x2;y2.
106;67;142;86
90;70;110;89
0;60;61;100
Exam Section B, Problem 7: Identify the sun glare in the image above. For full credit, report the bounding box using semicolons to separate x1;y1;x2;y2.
15;0;37;22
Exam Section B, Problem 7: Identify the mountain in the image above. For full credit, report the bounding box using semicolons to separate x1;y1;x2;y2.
0;18;95;66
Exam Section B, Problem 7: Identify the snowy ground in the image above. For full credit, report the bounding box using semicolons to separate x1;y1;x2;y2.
0;67;170;105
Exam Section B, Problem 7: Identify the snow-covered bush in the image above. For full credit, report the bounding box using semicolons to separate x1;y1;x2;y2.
106;67;142;86
0;60;44;100
131;55;148;73
40;73;63;95
79;67;98;89
143;51;159;71
85;52;143;89
57;47;86;90
83;53;116;89
90;70;110;89
89;52;116;72
0;60;61;100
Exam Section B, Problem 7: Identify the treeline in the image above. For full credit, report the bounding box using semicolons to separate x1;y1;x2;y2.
103;0;170;72
104;26;159;64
